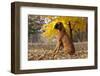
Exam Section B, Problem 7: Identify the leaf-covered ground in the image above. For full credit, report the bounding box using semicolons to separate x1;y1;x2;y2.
28;42;88;60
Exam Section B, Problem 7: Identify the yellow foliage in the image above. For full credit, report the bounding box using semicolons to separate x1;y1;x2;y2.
41;17;68;39
41;16;87;39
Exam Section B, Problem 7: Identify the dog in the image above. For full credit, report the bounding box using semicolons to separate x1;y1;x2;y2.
53;22;75;56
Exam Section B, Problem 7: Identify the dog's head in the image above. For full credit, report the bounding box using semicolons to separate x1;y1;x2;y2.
54;22;64;31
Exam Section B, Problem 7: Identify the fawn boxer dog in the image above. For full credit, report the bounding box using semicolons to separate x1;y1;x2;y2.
53;22;75;56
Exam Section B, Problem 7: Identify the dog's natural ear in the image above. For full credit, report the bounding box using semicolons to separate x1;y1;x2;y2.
54;22;63;31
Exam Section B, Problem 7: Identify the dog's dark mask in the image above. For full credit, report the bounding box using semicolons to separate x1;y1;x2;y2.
54;22;63;31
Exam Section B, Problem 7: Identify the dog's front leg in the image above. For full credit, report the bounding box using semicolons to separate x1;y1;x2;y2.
53;40;61;56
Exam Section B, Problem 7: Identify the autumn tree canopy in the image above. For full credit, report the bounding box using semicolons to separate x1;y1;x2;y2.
41;16;87;41
28;15;88;42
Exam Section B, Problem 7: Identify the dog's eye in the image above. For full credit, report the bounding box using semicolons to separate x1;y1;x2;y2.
42;30;45;32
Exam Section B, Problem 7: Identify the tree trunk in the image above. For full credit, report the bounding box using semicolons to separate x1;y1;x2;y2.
68;21;73;41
